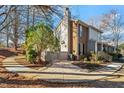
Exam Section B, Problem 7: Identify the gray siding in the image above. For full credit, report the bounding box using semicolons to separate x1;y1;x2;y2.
88;40;96;52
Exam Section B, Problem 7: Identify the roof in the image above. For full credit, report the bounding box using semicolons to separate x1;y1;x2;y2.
77;20;89;27
55;19;63;31
89;25;103;33
55;17;103;34
71;19;89;28
71;19;103;33
97;41;115;47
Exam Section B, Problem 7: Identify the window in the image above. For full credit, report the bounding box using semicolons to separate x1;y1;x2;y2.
78;25;83;37
79;43;85;55
79;26;83;37
78;43;81;55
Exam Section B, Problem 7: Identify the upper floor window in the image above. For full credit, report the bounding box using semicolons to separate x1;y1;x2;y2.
97;33;101;41
79;25;83;37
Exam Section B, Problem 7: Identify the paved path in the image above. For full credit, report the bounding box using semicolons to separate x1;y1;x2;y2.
2;56;124;83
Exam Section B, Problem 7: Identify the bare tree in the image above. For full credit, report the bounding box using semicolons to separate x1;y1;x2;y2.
100;10;124;52
88;16;101;28
0;5;63;50
0;6;16;31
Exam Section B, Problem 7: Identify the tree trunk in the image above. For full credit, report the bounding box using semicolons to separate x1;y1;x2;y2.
6;31;9;47
37;51;44;64
5;6;9;48
6;22;9;48
13;7;19;51
116;39;119;59
25;5;30;45
38;52;41;63
27;5;30;29
32;9;35;27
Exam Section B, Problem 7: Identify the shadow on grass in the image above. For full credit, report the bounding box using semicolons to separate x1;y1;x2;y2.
0;49;16;58
0;76;124;87
0;70;119;76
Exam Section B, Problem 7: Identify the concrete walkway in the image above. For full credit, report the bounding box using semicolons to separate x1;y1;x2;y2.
2;56;124;83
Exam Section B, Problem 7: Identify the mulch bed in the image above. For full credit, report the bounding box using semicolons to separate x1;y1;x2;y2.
72;62;106;72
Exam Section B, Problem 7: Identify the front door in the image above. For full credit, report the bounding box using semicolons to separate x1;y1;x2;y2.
78;43;85;55
82;44;85;55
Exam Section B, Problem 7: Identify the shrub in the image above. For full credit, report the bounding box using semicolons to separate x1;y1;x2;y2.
84;57;88;62
26;46;37;64
97;56;104;61
88;51;112;63
79;55;85;61
0;43;5;48
109;53;117;60
109;53;123;60
25;23;59;64
90;51;98;62
98;52;112;62
118;53;123;58
68;54;77;61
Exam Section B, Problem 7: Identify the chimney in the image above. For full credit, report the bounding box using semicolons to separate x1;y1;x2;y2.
64;7;71;19
63;7;71;54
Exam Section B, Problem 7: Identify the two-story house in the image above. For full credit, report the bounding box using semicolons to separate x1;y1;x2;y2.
55;8;115;60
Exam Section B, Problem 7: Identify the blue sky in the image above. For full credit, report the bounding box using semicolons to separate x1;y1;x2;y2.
70;5;124;22
55;5;124;27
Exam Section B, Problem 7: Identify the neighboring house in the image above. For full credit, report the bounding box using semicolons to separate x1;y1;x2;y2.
54;7;115;60
102;41;115;53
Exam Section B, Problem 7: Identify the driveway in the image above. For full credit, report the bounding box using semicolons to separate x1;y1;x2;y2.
2;56;124;83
